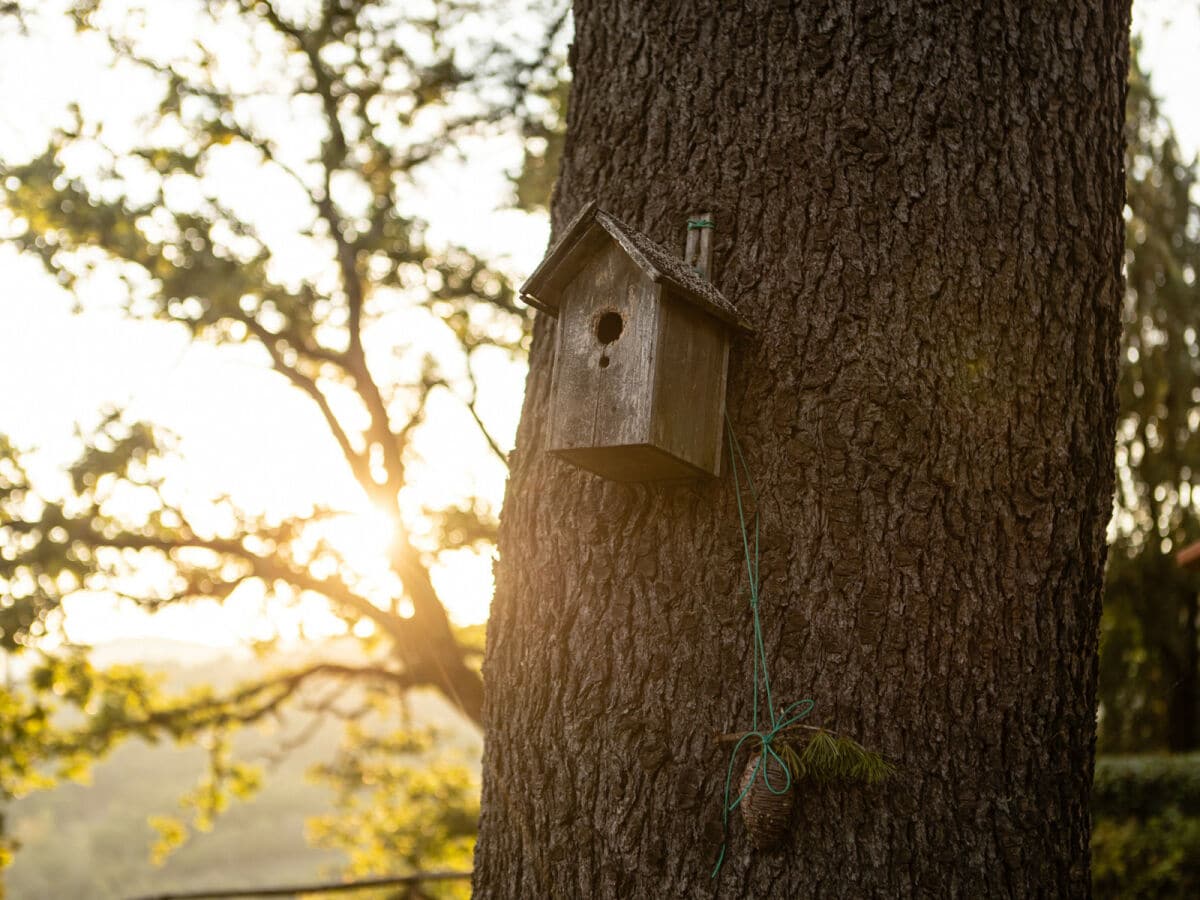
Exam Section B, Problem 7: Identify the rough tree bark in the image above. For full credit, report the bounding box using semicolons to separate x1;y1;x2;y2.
476;1;1130;896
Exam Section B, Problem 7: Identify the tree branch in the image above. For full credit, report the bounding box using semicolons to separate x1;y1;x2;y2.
239;314;382;500
106;662;421;745
255;0;365;359
64;523;410;645
261;4;405;497
461;359;510;467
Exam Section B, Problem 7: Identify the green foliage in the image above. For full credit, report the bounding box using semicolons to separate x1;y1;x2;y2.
4;643;482;895
2;652;164;795
307;725;478;899
0;0;552;664
1;644;389;874
1091;753;1200;898
1102;47;1200;752
1093;753;1200;819
1093;811;1200;899
4;648;352;899
778;729;895;787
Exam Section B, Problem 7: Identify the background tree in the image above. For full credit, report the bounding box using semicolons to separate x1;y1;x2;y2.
1102;48;1200;754
0;0;565;879
307;725;479;882
477;1;1129;896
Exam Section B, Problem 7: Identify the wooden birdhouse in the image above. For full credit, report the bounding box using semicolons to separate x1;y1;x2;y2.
520;202;750;481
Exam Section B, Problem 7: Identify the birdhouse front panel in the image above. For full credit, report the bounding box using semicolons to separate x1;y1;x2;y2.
547;238;666;479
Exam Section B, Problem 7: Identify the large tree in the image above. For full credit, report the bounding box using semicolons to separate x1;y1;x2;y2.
0;0;563;878
477;1;1130;896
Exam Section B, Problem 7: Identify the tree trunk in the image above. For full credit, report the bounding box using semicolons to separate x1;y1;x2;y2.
476;1;1130;896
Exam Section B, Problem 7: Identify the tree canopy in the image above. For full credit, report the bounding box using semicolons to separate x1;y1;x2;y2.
0;0;565;879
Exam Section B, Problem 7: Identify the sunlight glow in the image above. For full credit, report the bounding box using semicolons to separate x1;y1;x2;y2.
320;506;399;581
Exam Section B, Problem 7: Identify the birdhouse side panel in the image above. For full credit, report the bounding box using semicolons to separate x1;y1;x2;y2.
649;291;730;477
547;239;658;455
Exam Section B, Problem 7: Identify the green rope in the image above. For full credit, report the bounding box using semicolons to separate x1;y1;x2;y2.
712;417;814;879
687;218;715;230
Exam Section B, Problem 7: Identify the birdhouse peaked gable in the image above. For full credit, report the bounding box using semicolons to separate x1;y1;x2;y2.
520;201;751;333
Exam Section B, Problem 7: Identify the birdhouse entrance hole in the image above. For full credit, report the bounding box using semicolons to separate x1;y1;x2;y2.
596;310;623;344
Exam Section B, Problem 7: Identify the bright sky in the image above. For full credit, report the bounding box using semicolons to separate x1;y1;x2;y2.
0;0;1198;651
1133;1;1200;157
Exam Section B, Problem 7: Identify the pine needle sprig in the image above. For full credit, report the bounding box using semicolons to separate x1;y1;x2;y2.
714;723;895;786
786;729;895;785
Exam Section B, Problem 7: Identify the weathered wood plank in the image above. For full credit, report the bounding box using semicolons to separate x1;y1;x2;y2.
649;290;728;476
547;239;657;453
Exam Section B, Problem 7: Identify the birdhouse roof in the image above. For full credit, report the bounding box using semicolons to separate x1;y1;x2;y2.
519;201;751;332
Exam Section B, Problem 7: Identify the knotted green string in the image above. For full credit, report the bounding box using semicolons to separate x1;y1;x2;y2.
687;217;715;230
712;418;814;879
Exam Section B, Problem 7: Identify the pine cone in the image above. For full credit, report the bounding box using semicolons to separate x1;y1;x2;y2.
739;751;793;849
